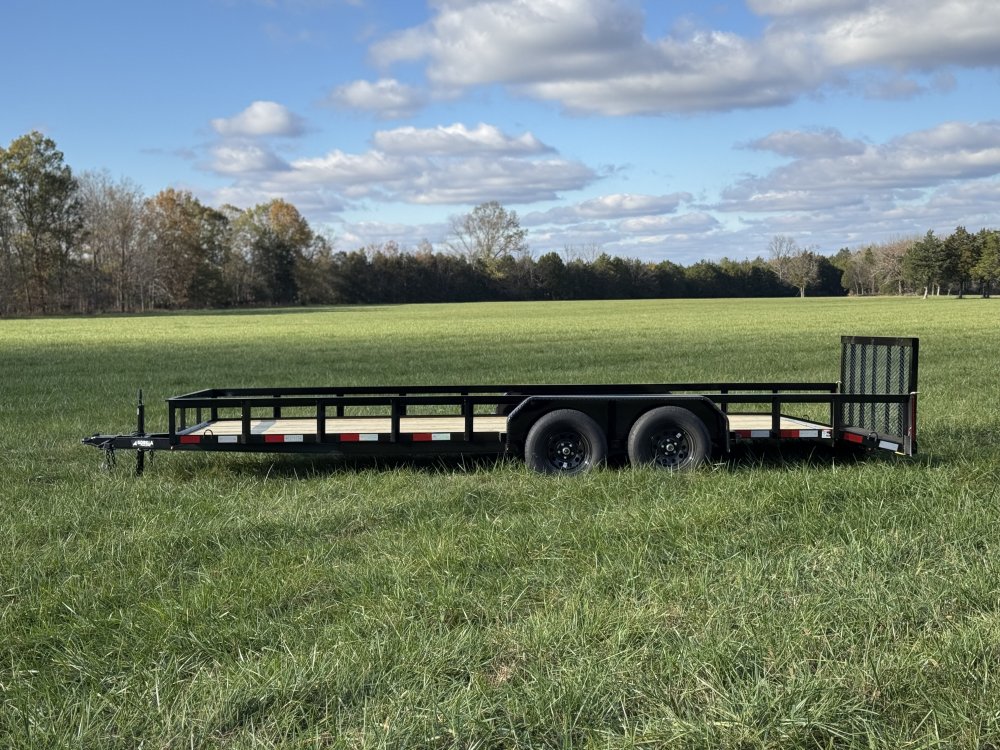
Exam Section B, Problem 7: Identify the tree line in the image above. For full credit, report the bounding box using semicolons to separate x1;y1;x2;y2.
833;229;1000;298
1;131;996;317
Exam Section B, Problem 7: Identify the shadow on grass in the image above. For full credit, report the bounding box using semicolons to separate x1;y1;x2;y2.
9;304;392;322
126;440;935;480
216;452;514;478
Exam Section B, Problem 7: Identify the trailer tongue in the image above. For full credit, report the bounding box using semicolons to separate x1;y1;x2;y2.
83;335;919;475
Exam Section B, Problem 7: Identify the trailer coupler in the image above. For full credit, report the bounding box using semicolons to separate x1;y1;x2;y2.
82;390;169;475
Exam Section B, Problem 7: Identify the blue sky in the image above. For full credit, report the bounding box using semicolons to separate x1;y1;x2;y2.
3;0;999;263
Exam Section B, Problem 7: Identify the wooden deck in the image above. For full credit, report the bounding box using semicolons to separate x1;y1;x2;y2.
186;414;828;437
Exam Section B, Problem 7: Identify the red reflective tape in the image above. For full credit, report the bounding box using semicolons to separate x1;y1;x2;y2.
339;434;360;442
179;435;201;444
779;429;800;438
843;432;864;444
412;433;433;442
734;430;752;438
264;434;284;443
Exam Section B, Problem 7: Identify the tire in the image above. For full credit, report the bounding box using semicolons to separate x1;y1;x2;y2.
524;409;607;475
627;406;710;471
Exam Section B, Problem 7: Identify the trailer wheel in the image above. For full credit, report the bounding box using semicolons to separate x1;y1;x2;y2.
628;406;710;471
525;409;607;475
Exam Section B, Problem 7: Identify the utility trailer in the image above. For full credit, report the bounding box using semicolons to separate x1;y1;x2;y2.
83;335;919;475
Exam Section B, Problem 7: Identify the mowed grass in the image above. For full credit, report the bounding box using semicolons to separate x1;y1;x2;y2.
2;297;1000;749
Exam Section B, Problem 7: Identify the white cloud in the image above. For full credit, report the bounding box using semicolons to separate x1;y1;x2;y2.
203;122;597;210
277;149;593;205
331;78;427;119
209;143;289;174
524;193;691;225
287;149;417;187
817;0;1000;70
742;128;866;158
337;219;450;250
618;212;721;235
396;156;596;204
373;0;648;87
372;123;551;156
518;192;720;261
211;101;306;138
747;0;868;17
364;0;1000;115
721;120;1000;213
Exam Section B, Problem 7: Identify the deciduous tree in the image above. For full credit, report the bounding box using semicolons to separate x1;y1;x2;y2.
0;131;83;314
448;201;528;275
78;170;145;312
231;199;314;306
768;235;819;297
143;189;228;308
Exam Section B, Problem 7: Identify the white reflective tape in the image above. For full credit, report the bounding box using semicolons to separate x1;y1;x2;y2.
750;430;770;438
798;430;819;438
359;433;379;442
878;440;899;451
431;433;451;441
285;435;304;443
219;435;238;444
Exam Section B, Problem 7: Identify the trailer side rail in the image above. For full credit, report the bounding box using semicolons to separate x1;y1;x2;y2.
162;384;912;453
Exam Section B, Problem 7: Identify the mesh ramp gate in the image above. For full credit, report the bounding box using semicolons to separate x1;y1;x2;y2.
840;335;919;455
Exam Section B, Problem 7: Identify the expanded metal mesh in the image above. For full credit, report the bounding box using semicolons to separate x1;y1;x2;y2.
840;338;916;438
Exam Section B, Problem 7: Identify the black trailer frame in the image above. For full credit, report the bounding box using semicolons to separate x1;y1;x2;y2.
83;335;919;475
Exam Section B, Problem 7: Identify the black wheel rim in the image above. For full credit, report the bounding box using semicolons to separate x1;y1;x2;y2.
649;428;691;469
546;430;588;471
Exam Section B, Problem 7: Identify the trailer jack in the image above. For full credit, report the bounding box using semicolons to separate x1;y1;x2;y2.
84;390;158;476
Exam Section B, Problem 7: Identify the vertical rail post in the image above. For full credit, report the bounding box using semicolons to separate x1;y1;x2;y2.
390;398;401;443
136;389;146;476
463;396;473;441
242;401;251;443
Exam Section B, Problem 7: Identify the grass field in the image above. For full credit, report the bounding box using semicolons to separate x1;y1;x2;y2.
2;297;1000;748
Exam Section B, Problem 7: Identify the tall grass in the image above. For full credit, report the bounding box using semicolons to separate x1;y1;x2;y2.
2;297;999;748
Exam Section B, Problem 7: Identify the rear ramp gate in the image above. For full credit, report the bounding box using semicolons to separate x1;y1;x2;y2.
839;335;919;455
